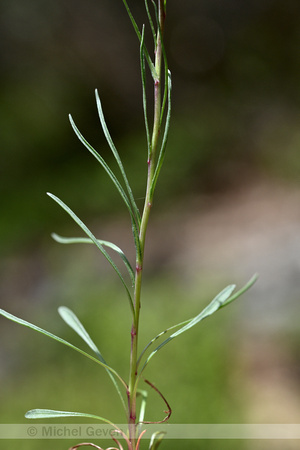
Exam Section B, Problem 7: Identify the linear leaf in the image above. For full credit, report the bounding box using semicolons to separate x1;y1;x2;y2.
150;70;172;199
58;306;127;413
121;0;157;80
140;26;151;159
69;115;141;262
137;318;188;368
150;0;168;124
25;409;115;426
145;0;157;49
47;193;134;316
69;115;129;210
95;89;141;227
52;233;135;287
0;308;127;389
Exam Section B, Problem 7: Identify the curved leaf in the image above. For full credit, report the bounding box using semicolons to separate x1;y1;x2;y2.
47;193;134;315
138;274;258;370
0;308;127;390
149;431;166;450
52;233;135;287
69;115;142;262
58;306;126;412
58;307;103;360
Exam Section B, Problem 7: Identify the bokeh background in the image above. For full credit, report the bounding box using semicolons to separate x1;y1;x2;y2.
1;0;300;449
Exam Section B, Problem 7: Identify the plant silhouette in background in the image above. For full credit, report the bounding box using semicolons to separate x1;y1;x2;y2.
0;1;257;449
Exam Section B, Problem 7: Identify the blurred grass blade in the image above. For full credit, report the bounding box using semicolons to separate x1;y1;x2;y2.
121;0;157;80
0;308;127;389
58;306;127;413
140;27;151;159
150;70;172;198
95;89;141;227
25;409;116;426
137;389;148;435
52;233;135;286
47;193;134;315
69;115;141;261
149;431;166;450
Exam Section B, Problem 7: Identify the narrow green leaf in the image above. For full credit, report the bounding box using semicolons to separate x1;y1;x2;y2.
170;285;236;338
25;409;116;426
69;115;142;263
150;0;169;125
150;70;172;198
145;0;157;49
47;193;134;316
139;276;257;375
95;89;141;227
221;273;258;308
140;26;151;159
52;233;135;287
160;40;169;126
121;0;158;80
58;306;127;413
0;308;127;389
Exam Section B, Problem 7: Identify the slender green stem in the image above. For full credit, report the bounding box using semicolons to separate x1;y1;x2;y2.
127;1;166;447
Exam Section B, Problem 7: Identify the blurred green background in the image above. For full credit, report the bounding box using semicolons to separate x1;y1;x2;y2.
1;0;300;449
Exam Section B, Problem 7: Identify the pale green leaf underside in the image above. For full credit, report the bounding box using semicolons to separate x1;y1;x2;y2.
25;409;115;426
52;233;135;286
0;308;127;389
58;306;127;412
58;306;103;360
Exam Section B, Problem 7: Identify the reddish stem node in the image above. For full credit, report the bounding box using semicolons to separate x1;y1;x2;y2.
136;264;142;273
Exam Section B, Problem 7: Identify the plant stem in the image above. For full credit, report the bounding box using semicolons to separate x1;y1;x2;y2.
128;1;166;447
